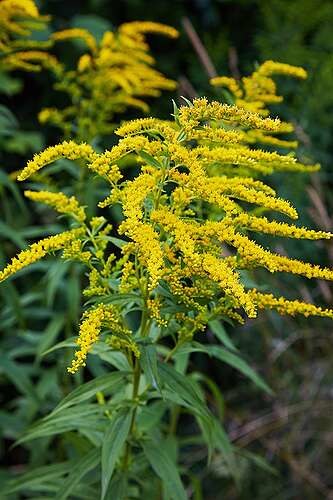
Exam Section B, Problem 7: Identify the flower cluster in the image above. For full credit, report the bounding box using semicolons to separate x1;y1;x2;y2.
2;97;333;372
38;21;178;141
0;0;57;73
211;60;307;149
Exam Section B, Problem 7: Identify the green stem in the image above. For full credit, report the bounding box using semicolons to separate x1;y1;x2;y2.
122;302;149;470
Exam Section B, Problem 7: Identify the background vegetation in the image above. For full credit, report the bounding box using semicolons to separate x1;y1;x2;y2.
1;0;333;498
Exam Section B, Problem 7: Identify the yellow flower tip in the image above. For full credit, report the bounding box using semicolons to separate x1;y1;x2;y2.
120;21;179;39
0;229;82;283
17;141;96;181
24;189;86;222
51;28;97;53
258;60;307;80
179;97;281;132
67;304;136;374
250;290;333;319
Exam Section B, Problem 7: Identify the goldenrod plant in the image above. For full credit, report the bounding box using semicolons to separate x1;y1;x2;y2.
0;0;56;72
211;60;307;150
39;22;178;142
2;96;333;498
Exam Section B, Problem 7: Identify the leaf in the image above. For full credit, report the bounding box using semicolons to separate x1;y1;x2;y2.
53;371;128;414
177;343;272;394
197;415;238;482
41;336;77;356
193;372;225;421
208;320;238;352
0;169;27;212
140;343;162;394
36;315;65;360
105;236;128;249
142;438;187;500
92;344;131;371
101;408;132;499
0;356;38;402
57;448;100;500
0;104;18;134
0;220;26;248
158;362;211;419
2;462;73;495
136;401;167;433
238;449;278;476
180;96;194;107
16;405;105;444
105;473;128;500
139;150;162;169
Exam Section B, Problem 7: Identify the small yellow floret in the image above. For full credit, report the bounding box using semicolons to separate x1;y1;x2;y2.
0;229;83;282
24;190;86;222
17;141;97;181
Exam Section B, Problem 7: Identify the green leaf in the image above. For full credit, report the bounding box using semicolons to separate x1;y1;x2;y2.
53;371;128;414
140;343;162;394
193;372;225;421
180;96;194;107
0;220;26;248
41;336;77;356
142;438;187;500
0;169;27;213
139;150;162;169
101;408;132;499
208;320;238;352
105;236;128;249
0;104;18;134
158;362;211;419
92;343;131;371
0;356;38;402
238;449;278;476
2;462;73;495
177;343;272;394
137;401;167;433
16;405;105;444
57;448;100;500
105;473;128;500
36;314;65;360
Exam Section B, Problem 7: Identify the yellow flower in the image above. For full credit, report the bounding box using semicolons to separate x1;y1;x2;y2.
249;290;333;319
52;28;97;54
17;141;97;181
0;229;83;282
68;303;138;373
24;190;86;222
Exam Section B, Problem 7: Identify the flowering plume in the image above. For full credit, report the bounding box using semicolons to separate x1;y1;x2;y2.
0;0;57;73
211;60;308;149
2;97;333;371
39;21;178;141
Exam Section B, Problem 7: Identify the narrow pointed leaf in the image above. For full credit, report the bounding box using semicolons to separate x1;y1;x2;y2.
101;408;132;499
142;438;187;500
57;448;100;500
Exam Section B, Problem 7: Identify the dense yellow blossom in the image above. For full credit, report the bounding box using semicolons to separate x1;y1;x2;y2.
249;290;333;319
178;97;281;133
2;96;333;371
51;28;97;54
24;190;86;222
0;0;52;72
119;21;178;40
211;60;308;149
0;229;83;282
68;304;137;374
232;213;332;240
17;141;97;181
40;21;178;141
